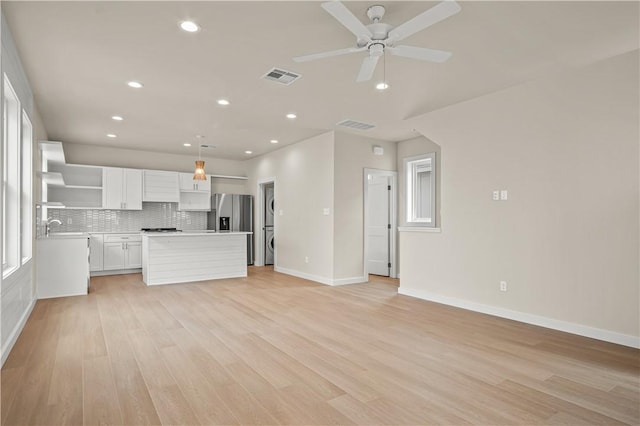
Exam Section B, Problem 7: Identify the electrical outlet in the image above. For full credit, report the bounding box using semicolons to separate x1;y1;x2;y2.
323;208;330;216
67;218;72;225
500;190;508;201
305;256;309;264
492;190;500;201
500;281;508;292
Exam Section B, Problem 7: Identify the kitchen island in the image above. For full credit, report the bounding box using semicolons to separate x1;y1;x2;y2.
142;231;252;285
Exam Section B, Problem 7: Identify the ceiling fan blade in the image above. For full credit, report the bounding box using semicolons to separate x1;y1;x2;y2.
388;45;452;63
322;1;372;42
388;0;461;43
356;55;379;82
293;47;365;63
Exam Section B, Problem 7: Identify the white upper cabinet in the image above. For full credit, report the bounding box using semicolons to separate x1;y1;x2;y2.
179;173;211;193
103;168;142;210
178;173;211;211
143;170;180;202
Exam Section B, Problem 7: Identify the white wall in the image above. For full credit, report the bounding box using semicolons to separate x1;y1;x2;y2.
400;50;639;347
246;132;335;282
62;142;248;194
333;132;396;280
1;12;38;364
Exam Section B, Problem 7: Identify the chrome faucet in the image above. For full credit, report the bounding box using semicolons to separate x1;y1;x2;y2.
44;218;62;236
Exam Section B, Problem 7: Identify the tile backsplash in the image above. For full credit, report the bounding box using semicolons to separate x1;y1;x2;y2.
44;202;207;233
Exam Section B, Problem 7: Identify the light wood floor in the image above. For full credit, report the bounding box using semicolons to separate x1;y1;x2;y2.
2;267;638;425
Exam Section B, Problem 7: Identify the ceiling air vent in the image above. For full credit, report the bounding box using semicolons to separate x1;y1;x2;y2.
336;119;376;131
262;68;301;85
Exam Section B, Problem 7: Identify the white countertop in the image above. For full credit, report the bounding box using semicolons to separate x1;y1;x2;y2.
38;232;89;240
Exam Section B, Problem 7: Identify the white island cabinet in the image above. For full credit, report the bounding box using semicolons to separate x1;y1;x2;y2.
142;232;251;285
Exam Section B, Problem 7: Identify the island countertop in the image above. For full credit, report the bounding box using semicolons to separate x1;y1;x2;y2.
142;231;252;237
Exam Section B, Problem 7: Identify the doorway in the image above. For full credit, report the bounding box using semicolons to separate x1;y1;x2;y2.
263;183;274;265
256;178;276;267
364;169;397;278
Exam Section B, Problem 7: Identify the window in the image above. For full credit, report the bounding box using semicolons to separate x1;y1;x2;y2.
21;111;32;263
2;74;21;277
404;152;436;227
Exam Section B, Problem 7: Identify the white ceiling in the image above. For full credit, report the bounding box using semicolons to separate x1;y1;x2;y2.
3;1;638;160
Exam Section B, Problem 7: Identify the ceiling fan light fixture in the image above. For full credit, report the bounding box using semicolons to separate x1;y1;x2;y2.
376;82;389;90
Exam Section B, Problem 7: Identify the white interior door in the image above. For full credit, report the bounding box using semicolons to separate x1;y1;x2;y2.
366;175;390;276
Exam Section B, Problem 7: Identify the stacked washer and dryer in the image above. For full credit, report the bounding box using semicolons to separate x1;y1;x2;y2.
264;185;275;265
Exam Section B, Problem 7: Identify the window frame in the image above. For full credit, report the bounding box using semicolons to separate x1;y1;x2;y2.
2;73;22;278
404;152;436;227
21;110;32;264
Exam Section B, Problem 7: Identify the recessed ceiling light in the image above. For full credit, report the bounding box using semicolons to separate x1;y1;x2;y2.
183;143;191;147
270;139;279;144
127;81;143;89
196;134;205;139
179;21;200;33
217;99;230;106
376;82;389;90
244;150;252;154
286;113;297;119
107;134;117;138
111;115;123;121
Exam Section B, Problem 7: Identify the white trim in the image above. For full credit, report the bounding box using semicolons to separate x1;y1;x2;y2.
1;298;35;366
332;275;368;286
363;168;397;279
275;266;333;285
398;226;441;233
274;266;367;286
90;268;141;277
398;287;640;349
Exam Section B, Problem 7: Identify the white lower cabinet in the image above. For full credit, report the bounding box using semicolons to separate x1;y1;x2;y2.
99;233;143;271
125;241;142;269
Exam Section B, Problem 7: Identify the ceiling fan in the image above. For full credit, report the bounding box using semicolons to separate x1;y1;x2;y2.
293;0;461;82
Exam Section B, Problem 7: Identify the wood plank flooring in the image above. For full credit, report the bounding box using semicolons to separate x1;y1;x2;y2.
2;267;639;425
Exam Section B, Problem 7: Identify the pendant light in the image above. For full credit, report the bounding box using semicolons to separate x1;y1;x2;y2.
193;143;207;181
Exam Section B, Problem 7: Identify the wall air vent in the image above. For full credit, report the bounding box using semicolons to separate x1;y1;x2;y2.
262;68;301;85
336;119;376;131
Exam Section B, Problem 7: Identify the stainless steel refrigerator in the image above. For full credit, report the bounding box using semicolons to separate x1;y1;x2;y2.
207;194;253;265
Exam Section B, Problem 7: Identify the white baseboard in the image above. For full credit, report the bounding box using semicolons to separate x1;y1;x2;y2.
398;287;640;349
332;276;368;286
1;298;36;366
274;266;366;286
90;268;142;277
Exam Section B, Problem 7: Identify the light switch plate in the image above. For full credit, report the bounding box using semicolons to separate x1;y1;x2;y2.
500;190;508;201
323;208;330;216
279;209;284;216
